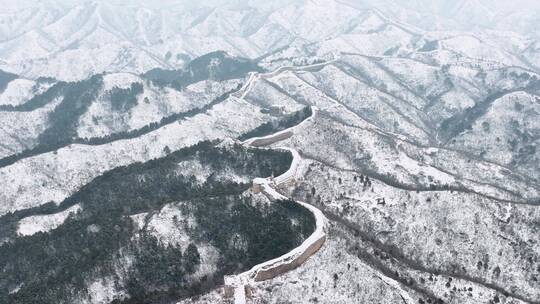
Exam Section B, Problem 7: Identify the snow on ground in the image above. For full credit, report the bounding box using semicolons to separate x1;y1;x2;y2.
265;70;388;133
145;203;195;247
174;157;252;185
180;147;539;303
174;160;215;184
0;96;270;216
440;34;524;68
449;91;540;179
294;64;432;143
176;288;229;304
242;77;304;113
83;277;122;304
294;161;540;302
0;96;62;158
144;202;222;281
17;204;81;236
1;0;538;81
226;167;326;288
100;73;141;91
429;88;476;123
0;78;51;106
272;111;538;203
252;231;416;304
77;75;242;139
235;61;539;203
340;55;428;109
379;57;441;92
221;111;327;304
78;199;223;304
315;24;415;57
1;3;539;304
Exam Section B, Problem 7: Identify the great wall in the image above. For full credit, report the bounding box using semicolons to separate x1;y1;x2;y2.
221;107;328;304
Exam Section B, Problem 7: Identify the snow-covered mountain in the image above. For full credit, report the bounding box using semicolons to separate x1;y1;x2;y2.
0;1;539;304
1;0;540;80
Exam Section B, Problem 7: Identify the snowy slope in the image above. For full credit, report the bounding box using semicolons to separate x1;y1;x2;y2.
17;204;81;236
0;78;53;107
0;96;62;158
76;73;242;139
0;96;270;216
0;51;257;160
1;0;539;80
0;1;539;303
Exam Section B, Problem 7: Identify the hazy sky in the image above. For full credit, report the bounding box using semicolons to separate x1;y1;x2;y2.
4;0;540;13
2;0;540;36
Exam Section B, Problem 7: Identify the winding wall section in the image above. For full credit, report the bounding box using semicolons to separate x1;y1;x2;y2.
223;108;327;304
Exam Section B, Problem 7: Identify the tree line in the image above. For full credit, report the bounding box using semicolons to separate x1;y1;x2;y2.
0;141;312;304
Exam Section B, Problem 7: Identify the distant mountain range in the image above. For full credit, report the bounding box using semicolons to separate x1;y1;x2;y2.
1;0;540;80
1;1;539;304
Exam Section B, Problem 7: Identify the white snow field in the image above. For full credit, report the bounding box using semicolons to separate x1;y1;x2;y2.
17;204;81;236
1;1;540;80
2;1;540;303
